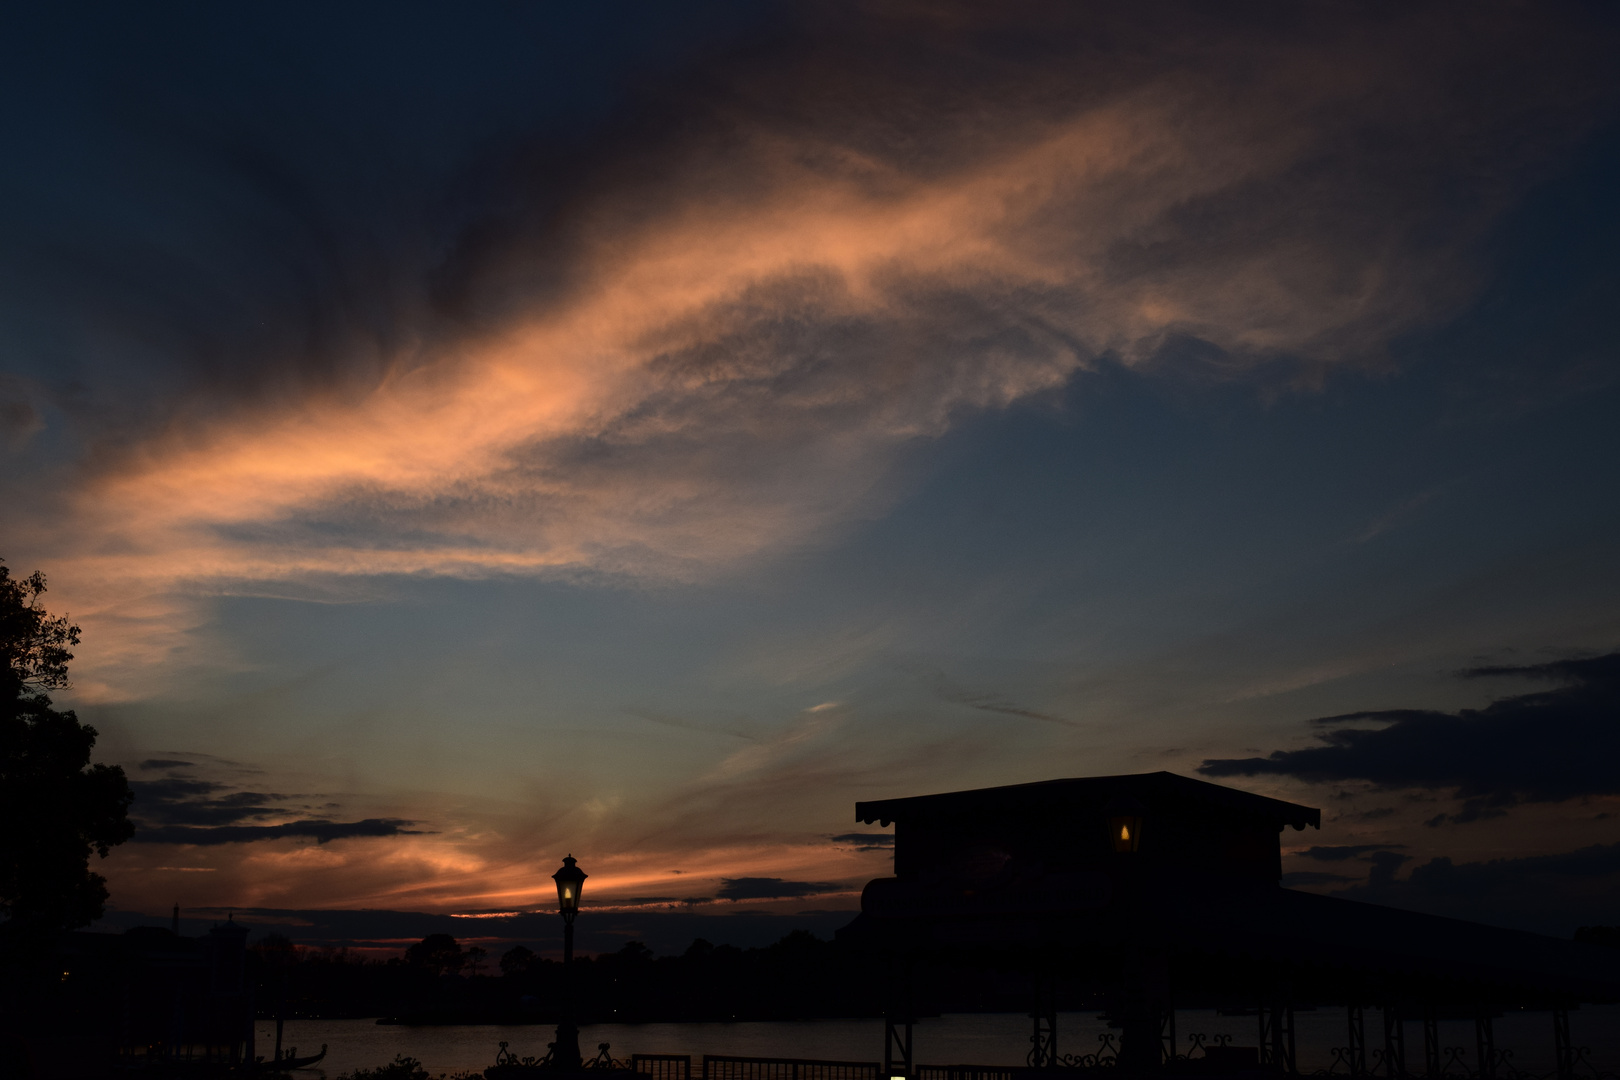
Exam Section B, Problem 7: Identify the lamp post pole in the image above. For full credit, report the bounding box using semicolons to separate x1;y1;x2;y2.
552;855;588;1071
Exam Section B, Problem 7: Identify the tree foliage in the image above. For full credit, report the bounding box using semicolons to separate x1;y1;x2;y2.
403;933;464;976
498;944;536;977
0;561;133;933
0;565;78;700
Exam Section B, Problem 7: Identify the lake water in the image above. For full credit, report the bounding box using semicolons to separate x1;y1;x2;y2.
259;1007;1620;1078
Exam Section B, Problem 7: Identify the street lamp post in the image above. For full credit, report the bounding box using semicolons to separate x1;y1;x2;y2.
551;854;588;1070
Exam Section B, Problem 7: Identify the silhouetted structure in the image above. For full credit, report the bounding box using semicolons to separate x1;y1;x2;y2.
29;915;258;1071
838;772;1620;1077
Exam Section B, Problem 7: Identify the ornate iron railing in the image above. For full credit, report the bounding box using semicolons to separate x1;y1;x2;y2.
492;1039;627;1074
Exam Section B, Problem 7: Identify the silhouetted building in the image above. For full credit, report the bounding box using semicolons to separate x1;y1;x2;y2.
13;915;257;1076
840;772;1620;1077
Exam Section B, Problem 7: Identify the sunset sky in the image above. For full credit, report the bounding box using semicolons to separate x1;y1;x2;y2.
3;2;1619;956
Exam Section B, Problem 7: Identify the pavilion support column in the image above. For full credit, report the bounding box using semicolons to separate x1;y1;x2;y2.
168;986;185;1063
1117;993;1159;1076
1474;1010;1496;1080
1381;1007;1405;1080
1259;1000;1297;1076
1552;1007;1574;1080
884;959;914;1080
1027;972;1057;1068
1421;1008;1440;1080
1119;949;1170;1076
1347;1005;1368;1079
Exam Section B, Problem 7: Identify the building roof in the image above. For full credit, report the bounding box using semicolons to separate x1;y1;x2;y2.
856;770;1320;831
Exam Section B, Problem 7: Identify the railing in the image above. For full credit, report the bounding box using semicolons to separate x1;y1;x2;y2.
916;1067;1020;1080
611;1024;1620;1080
634;1054;695;1080
702;1055;882;1080
1166;1031;1620;1080
616;1043;1620;1080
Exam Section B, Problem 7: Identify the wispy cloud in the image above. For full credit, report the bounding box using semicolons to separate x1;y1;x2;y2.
931;671;1077;727
715;877;847;901
830;832;893;853
8;4;1609;689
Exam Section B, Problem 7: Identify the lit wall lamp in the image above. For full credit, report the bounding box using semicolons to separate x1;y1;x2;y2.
1105;797;1145;853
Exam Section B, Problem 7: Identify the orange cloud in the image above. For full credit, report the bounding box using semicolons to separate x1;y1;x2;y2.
8;4;1607;695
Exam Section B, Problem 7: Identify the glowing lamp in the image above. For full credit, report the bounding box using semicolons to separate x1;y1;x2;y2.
553;854;587;923
1109;815;1142;853
1104;795;1146;853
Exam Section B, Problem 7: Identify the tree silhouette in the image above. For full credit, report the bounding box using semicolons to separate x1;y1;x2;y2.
403;933;464;976
499;944;537;976
0;562;133;937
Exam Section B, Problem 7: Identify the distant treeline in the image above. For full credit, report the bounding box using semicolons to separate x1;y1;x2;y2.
251;926;1620;1025
251;931;896;1023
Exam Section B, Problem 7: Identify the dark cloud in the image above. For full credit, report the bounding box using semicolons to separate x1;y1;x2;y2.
1330;842;1620;937
715;877;846;901
129;777;294;827
1280;871;1356;888
131;818;424;846
1200;652;1620;823
830;832;893;852
126;756;422;844
0;5;757;417
1284;847;1409;888
1363;851;1411;887
1299;844;1405;861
